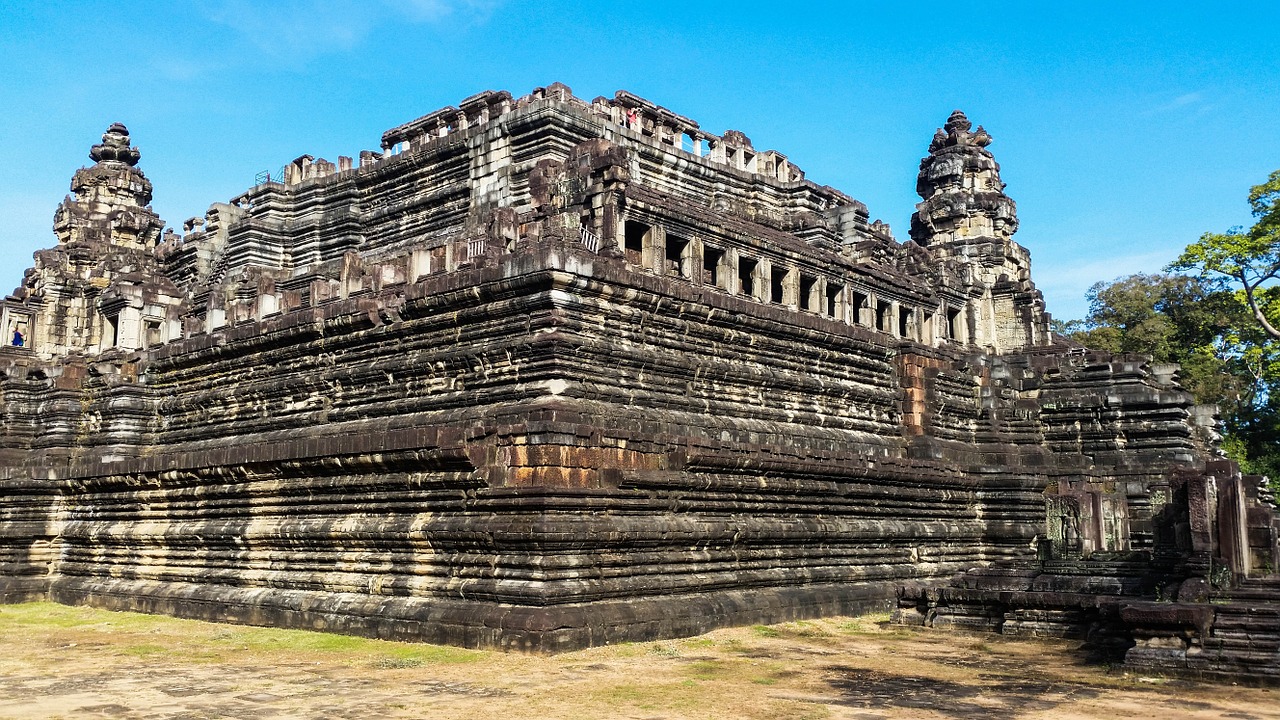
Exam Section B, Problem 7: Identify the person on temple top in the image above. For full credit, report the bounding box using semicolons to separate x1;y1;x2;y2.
11;329;22;347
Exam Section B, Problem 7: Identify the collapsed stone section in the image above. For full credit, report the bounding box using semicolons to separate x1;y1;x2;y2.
896;459;1280;682
0;84;1257;657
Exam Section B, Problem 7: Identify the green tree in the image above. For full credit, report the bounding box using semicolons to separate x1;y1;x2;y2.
1062;273;1238;405
1171;169;1280;340
1166;170;1280;481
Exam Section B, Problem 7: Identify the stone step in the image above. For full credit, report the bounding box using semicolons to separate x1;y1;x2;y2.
1187;649;1280;669
1214;611;1280;629
1231;578;1280;593
1202;635;1280;653
1211;587;1280;604
1212;625;1280;641
1211;602;1280;618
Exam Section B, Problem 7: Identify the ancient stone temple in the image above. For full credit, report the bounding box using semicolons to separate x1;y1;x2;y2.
1;85;1277;675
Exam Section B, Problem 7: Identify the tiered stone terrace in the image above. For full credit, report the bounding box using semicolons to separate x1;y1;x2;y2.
0;85;1275;672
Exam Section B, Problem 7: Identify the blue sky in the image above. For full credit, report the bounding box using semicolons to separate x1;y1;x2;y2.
1;1;1277;320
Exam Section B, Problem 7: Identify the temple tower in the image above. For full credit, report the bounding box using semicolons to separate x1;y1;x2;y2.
910;111;1049;351
53;123;164;251
4;124;180;357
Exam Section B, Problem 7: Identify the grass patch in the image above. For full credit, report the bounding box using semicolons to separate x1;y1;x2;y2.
372;656;425;669
206;626;484;664
381;643;483;665
0;602;484;666
751;625;780;638
835;613;893;636
685;659;732;680
778;621;832;639
122;643;169;657
0;602;196;633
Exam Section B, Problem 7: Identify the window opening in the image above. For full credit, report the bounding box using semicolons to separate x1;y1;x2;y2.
703;245;725;287
826;283;843;317
799;274;817;311
144;319;162;347
105;315;119;347
624;220;648;266
8;317;28;347
770;265;788;304
851;291;869;326
738;257;758;298
665;234;690;279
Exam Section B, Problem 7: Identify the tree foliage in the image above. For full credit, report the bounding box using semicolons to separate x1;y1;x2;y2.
1059;172;1280;479
1171;169;1280;340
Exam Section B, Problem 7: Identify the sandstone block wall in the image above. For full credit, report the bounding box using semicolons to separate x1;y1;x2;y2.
0;85;1211;650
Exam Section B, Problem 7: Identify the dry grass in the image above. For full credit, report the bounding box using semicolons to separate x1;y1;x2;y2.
0;603;1274;719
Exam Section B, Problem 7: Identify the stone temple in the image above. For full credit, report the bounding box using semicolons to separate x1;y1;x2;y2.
2;84;1278;678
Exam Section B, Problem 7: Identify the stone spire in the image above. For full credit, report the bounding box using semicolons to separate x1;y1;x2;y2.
89;123;142;166
909;110;1016;247
53;123;163;251
910;111;1049;352
10;124;180;358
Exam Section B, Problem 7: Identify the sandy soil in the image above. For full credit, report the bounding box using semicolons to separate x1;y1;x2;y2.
0;603;1274;719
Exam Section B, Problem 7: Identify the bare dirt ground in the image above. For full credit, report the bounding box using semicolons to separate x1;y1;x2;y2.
0;602;1275;719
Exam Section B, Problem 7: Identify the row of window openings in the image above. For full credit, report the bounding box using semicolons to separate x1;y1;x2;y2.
103;315;164;348
625;221;964;339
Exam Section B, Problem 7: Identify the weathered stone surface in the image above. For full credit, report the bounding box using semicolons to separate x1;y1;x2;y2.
0;84;1266;659
899;458;1280;682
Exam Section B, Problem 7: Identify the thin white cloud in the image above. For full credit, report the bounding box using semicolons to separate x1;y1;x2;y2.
195;0;498;64
150;57;215;82
389;0;498;22
1141;90;1213;118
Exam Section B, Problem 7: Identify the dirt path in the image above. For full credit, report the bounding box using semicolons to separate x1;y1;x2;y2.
0;603;1274;719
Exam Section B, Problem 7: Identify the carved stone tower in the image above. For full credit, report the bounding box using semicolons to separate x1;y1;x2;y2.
5;124;181;357
52;122;164;251
910;111;1049;351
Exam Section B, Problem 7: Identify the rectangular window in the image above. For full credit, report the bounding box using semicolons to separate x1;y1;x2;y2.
703;245;725;287
738;257;758;298
799;274;817;311
947;306;962;340
826;283;843;318
624;220;648;266
144;320;162;346
770;265;789;304
665;234;690;279
851;291;869;326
